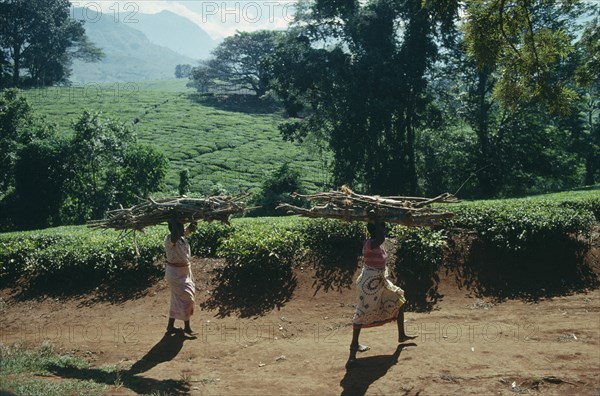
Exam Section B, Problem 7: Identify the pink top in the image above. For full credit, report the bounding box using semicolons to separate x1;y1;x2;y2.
363;239;387;269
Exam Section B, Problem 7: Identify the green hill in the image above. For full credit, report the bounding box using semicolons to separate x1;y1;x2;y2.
130;11;216;60
22;80;330;194
70;8;195;83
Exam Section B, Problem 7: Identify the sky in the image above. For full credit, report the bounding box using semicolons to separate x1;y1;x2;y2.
69;1;297;40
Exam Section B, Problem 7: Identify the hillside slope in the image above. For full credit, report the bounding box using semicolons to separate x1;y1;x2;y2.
129;11;217;61
23;81;329;193
70;8;195;83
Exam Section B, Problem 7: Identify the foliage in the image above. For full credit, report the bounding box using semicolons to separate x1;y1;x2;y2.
251;162;306;216
575;13;600;87
215;222;302;297
0;0;103;87
115;145;169;204
427;0;596;197
0;226;165;287
300;219;364;266
187;221;234;257
1;103;168;230
13;137;69;229
445;200;595;252
178;169;190;196
0;189;597;299
389;226;447;311
460;0;588;115
174;64;192;79
267;0;459;194
189;30;284;96
21;83;325;195
415;125;477;197
493;105;584;196
0;88;48;193
62;111;166;224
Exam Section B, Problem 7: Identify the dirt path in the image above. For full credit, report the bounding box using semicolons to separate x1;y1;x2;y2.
1;257;599;395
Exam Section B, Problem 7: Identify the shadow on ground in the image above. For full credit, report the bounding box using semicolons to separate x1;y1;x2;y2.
446;232;599;302
187;93;280;115
340;343;416;396
10;265;162;305
307;251;360;295
48;330;195;395
200;265;297;318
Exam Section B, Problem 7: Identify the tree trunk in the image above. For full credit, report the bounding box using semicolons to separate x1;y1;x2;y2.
12;44;20;87
584;154;595;185
406;105;417;196
474;68;495;197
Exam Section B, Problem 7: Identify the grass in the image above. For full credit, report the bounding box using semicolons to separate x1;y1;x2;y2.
0;342;108;396
0;341;191;395
21;80;330;194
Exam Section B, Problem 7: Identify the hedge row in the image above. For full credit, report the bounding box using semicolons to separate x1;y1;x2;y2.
1;189;598;296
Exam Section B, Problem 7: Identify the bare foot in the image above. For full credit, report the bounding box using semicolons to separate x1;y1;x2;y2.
357;344;370;352
398;334;418;343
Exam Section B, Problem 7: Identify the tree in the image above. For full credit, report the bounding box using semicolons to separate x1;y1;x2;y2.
189;30;284;97
13;137;68;229
64;111;136;221
0;88;50;193
178;169;190;196
450;0;593;196
267;0;457;195
574;14;600;185
175;64;192;79
115;145;168;205
460;0;590;115
252;163;305;216
0;0;103;87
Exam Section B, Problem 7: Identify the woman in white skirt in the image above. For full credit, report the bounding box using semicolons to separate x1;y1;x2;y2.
164;219;197;334
346;221;416;368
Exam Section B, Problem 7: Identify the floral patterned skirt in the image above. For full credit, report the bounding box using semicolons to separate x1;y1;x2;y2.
352;265;406;328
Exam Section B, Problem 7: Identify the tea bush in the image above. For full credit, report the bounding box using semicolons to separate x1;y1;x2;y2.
389;226;447;311
300;219;365;265
215;222;302;297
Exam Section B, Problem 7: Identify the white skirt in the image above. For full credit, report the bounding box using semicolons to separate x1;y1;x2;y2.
165;264;196;321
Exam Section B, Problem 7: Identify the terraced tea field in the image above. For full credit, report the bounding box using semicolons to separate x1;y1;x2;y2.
23;80;329;194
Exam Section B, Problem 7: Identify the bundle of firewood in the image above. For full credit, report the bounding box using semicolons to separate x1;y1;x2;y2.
88;194;248;231
276;186;458;226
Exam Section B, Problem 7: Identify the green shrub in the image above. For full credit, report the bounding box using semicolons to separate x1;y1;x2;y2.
216;224;302;295
0;227;164;291
187;221;234;257
441;197;597;299
300;219;364;265
445;200;595;252
389;226;447;311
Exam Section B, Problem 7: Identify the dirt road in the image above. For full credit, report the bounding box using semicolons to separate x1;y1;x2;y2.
1;257;599;395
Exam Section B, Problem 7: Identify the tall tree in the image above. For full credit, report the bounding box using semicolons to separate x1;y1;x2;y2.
0;0;103;87
461;0;590;115
0;88;49;193
574;13;600;184
268;0;457;194
65;111;136;221
456;0;592;195
189;30;283;97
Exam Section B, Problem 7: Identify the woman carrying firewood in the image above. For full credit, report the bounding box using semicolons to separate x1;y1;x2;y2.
164;218;197;334
346;220;417;368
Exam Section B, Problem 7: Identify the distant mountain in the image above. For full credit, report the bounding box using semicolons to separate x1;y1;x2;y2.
70;7;196;83
129;11;217;61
